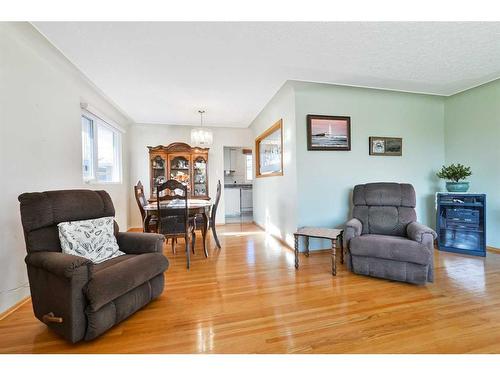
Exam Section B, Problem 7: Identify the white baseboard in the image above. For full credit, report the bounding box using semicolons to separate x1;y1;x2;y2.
0;285;30;319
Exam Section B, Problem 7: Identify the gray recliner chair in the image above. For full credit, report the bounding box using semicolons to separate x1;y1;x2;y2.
18;189;168;342
344;183;436;285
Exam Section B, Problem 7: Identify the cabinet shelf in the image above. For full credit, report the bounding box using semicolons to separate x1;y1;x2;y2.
439;202;483;207
440;227;484;234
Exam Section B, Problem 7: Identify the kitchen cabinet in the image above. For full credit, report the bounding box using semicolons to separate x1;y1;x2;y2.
224;148;237;172
225;188;241;216
223;149;230;171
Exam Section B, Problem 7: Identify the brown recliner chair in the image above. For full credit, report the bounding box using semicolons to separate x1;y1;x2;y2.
18;189;168;343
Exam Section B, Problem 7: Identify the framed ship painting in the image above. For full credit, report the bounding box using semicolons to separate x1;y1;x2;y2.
255;119;283;178
369;136;403;156
307;115;351;151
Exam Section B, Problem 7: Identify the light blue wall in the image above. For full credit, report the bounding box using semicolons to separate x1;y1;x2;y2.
444;79;500;248
293;82;446;250
251;79;499;252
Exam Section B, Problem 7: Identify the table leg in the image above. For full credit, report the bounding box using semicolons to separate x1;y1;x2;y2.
201;210;209;258
186;234;190;270
339;232;344;265
305;236;309;257
294;234;299;269
331;239;337;276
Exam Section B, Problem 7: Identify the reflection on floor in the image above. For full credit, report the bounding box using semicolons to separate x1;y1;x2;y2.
1;223;500;353
225;212;253;224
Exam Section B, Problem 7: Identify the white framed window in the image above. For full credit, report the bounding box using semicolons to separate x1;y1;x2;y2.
81;110;122;183
245;154;253;181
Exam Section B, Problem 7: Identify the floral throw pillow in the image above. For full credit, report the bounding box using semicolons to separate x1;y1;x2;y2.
58;216;124;264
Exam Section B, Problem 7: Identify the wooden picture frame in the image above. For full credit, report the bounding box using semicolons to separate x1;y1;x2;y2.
369;137;403;156
307;115;351;151
255;119;283;178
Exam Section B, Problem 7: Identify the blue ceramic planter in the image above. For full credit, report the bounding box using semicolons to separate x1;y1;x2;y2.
446;182;470;192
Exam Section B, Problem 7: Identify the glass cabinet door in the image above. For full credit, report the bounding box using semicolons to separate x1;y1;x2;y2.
151;155;166;198
193;156;208;197
437;194;486;256
169;155;191;194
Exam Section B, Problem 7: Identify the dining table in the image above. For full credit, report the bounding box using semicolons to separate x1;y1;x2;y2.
143;199;214;256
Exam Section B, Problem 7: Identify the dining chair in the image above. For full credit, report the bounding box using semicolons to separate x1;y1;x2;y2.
157;179;196;269
195;180;222;249
134;180;158;233
210;180;222;248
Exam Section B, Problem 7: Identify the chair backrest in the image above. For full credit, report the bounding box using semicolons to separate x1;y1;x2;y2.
352;182;417;237
210;180;222;224
18;190;116;253
134;180;148;221
156;180;188;235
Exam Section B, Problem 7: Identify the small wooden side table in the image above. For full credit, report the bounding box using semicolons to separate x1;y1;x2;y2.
293;227;344;275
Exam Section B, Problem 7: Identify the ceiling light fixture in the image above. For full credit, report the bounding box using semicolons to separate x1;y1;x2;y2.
191;110;213;147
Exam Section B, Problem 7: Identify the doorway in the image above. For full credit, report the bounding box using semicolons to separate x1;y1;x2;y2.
223;146;253;224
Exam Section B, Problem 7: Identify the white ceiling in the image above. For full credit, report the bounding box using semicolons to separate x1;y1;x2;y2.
34;22;500;128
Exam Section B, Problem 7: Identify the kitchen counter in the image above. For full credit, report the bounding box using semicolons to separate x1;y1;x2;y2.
224;184;253;216
224;184;253;189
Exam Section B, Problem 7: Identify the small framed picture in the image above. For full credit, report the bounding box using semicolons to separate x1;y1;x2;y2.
307;115;351;151
369;137;402;156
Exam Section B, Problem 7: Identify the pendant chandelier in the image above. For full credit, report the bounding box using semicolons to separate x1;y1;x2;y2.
190;110;213;147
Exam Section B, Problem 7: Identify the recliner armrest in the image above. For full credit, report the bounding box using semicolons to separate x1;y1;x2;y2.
344;218;362;247
407;222;437;243
25;252;91;279
345;218;362;237
343;218;363;271
116;232;165;254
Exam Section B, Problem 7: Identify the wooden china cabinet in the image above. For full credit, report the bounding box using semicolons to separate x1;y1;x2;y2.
148;142;210;200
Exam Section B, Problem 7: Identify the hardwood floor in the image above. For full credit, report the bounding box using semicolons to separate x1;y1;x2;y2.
1;223;500;353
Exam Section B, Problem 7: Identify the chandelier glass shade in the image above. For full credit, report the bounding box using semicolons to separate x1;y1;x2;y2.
191;110;213;147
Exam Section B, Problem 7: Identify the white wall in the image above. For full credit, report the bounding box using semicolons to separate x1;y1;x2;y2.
249;82;298;247
128;124;253;228
0;23;131;314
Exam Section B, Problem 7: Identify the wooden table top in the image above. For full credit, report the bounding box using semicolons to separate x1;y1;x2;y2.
144;199;212;211
294;227;343;240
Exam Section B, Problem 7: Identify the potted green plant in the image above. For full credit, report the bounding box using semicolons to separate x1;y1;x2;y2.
436;163;472;192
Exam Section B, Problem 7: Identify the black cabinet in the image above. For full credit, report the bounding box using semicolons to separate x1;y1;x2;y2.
436;193;486;257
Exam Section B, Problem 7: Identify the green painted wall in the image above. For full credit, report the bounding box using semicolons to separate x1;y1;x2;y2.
293;81;445;250
444;79;500;248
